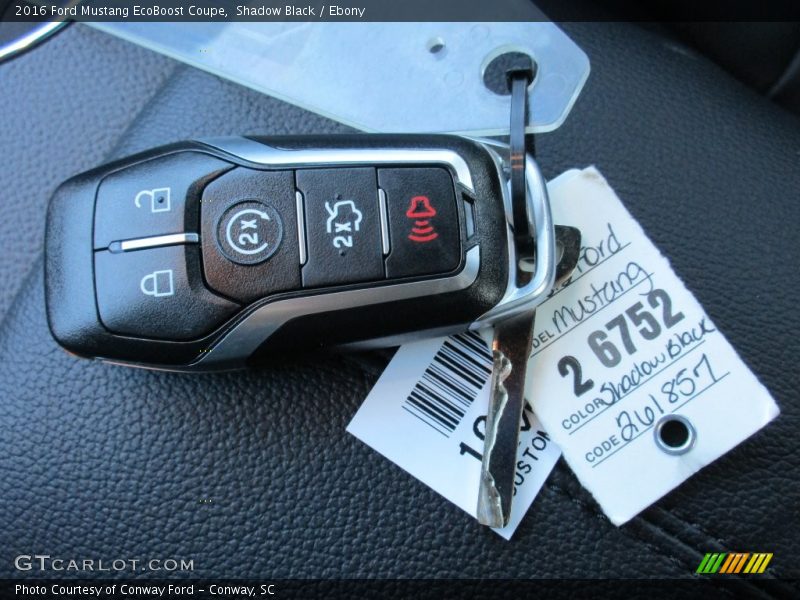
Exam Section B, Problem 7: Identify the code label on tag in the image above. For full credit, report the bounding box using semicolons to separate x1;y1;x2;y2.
528;167;779;525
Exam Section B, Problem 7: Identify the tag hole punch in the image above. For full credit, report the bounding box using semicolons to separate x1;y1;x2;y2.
482;50;536;96
427;37;446;54
654;415;696;455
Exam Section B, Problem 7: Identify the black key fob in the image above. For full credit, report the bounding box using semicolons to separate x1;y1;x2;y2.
45;134;558;370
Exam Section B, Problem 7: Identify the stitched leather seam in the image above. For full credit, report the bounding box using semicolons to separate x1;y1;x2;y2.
546;465;789;597
645;506;792;582
544;476;695;575
544;480;777;597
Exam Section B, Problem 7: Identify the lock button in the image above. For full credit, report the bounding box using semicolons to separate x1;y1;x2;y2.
378;167;461;279
94;152;232;249
95;245;238;340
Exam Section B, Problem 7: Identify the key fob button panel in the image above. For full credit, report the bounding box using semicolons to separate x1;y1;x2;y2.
201;168;302;303
45;135;511;368
94;152;232;249
378;167;461;279
297;167;385;287
95;245;238;341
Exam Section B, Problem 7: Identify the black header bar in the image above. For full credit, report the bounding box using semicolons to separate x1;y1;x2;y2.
3;0;800;23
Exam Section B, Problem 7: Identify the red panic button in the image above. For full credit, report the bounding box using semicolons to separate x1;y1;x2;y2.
378;167;461;279
406;195;439;243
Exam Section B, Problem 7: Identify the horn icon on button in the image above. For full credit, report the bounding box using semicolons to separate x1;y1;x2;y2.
406;195;438;243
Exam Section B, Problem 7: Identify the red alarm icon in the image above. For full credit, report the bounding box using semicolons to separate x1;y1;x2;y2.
405;196;438;243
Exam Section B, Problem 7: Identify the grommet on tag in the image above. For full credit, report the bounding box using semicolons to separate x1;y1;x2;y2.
654;415;696;455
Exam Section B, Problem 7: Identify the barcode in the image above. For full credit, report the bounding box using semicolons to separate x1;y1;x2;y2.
403;331;493;436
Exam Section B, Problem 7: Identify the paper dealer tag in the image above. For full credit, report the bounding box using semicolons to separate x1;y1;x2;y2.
347;330;560;539
529;167;779;525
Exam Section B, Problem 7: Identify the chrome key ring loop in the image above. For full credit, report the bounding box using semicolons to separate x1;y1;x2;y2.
474;150;556;325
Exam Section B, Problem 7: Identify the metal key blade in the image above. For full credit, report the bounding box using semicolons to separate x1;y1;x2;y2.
477;312;537;527
476;225;581;528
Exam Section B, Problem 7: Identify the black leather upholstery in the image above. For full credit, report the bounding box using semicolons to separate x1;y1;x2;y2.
1;22;799;588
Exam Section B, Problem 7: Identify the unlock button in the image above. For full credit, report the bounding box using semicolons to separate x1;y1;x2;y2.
94;152;232;249
95;245;238;340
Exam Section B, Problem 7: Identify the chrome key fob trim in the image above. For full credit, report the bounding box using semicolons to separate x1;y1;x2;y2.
45;134;556;371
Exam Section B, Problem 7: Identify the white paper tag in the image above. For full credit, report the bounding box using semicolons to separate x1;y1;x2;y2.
529;167;780;525
347;330;560;539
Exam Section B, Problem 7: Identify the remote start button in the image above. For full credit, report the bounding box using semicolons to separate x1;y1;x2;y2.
200;168;301;303
216;201;283;265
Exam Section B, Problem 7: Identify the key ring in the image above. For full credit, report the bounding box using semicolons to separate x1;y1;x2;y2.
507;60;536;260
474;61;557;326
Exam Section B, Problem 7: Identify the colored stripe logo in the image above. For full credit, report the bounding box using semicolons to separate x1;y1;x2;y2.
696;552;773;574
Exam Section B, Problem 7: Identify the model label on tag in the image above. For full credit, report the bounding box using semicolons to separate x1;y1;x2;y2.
529;167;779;525
347;330;560;540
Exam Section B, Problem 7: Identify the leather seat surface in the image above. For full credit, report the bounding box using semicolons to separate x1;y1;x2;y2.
0;23;798;591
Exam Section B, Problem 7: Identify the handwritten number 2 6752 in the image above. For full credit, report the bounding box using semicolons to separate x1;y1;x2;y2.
587;289;684;368
557;355;595;397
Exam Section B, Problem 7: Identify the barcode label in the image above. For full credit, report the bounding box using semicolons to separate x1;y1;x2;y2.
403;331;493;436
348;327;560;539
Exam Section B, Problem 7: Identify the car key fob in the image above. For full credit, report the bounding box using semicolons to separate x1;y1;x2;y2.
45;134;559;370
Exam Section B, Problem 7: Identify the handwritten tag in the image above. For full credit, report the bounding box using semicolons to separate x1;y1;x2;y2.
528;167;779;525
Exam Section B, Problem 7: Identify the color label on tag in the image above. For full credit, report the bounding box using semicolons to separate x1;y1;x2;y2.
347;330;560;539
529;167;779;525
